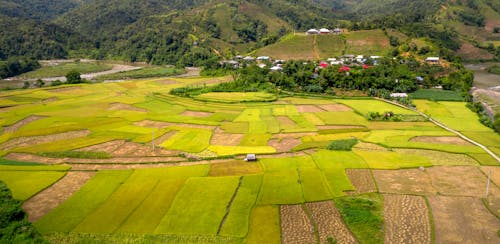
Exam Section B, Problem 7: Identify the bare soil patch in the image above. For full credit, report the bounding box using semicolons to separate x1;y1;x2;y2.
3;115;45;133
208;160;262;176
4;152;184;164
457;42;495;60
268;138;301;153
76;140;126;153
481;166;500;188
427;166;488;197
4;153;65;164
373;169;437;195
42;97;58;103
210;128;244;146
429;196;500;243
384;194;431;244
394;149;478;166
346;169;377;195
258;151;307;159
318;104;352;112
108;103;147;112
0;130;90;151
111;141;179;157
181;110;213;117
277;116;297;127
280;204;316;244
306;201;358;244
271;132;317;140
23;171;95;222
296;105;325;113
155;79;179;85
410;136;472;146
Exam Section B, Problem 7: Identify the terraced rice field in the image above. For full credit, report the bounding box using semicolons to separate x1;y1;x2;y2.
0;75;499;243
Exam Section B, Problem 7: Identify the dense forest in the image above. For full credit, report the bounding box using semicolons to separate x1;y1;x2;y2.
0;0;498;63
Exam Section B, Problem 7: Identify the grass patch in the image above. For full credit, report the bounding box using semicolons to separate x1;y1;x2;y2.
154;176;240;235
20;62;112;79
244;205;281;244
35;170;133;233
410;89;463;101
95;66;184;81
327;138;358;151
39;151;111;159
300;168;333;202
258;170;303;205
0;171;66;200
334;193;384;244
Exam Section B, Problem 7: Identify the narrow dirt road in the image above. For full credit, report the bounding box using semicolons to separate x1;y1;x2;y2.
41;64;141;82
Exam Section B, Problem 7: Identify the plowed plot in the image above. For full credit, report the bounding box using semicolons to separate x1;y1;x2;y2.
112;141;178;157
0;130;90;150
296;105;324;113
480;166;500;187
384;195;431;244
346;169;377;195
268;138;301;152
373;169;437;195
280;205;316;244
271;132;316;139
210;132;243;146
77;140;125;153
209;161;262;176
277;116;297;126
427;166;487;197
410;136;472;145
181;110;213;117
306;201;358;244
108;103;146;112
134;120;171;128
4;115;45;133
23;171;95;222
318;104;352;112
429;196;500;243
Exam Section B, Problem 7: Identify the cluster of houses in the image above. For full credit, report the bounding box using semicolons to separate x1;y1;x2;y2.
306;28;342;35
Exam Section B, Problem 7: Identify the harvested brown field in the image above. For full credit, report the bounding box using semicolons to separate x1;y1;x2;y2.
305;201;358;244
394;149;478;166
76;140;125;153
68;160;215;170
280;204;316;244
429;196;500;243
346;169;377;195
296;105;325;113
268;138;301;153
210;128;244;146
318;104;352;112
384;194;431;244
108;102;147;112
155;79;179;85
427;166;488;197
0;130;91;150
111;141;179;157
3;115;45;133
23;171;95;222
409;136;472;146
208;160;262;176
277;116;297;127
481;166;500;187
181;110;213;117
271;132;317;140
373;169;437;195
4;152;184;164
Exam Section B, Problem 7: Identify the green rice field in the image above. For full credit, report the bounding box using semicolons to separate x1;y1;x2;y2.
0;74;498;243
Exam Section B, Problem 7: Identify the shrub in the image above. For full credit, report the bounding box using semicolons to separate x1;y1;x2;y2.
327;138;358;151
66;70;82;84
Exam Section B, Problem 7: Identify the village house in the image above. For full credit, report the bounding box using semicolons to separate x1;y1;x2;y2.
319;28;331;34
306;29;320;35
425;57;440;64
333;28;342;34
390;93;408;98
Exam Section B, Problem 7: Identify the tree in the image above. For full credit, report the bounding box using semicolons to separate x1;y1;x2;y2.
35;79;45;88
66;70;82;84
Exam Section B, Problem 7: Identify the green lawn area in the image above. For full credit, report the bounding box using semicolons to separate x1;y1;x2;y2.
94;66;184;81
20;62;113;79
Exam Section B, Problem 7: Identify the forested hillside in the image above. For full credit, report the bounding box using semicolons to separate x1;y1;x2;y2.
0;0;498;63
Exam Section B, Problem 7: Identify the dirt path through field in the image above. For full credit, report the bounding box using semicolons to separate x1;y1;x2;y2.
3;115;45;133
383;194;431;244
306;201;358;244
429;196;500;243
0;130;90;150
280;204;316;244
23;171;95;222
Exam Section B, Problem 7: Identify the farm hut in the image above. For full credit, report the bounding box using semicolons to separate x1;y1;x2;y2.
257;56;270;61
390;93;408;98
245;154;257;162
425;57;440;64
306;29;320;35
333;28;342;34
258;63;267;68
319;28;331;34
338;66;350;72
